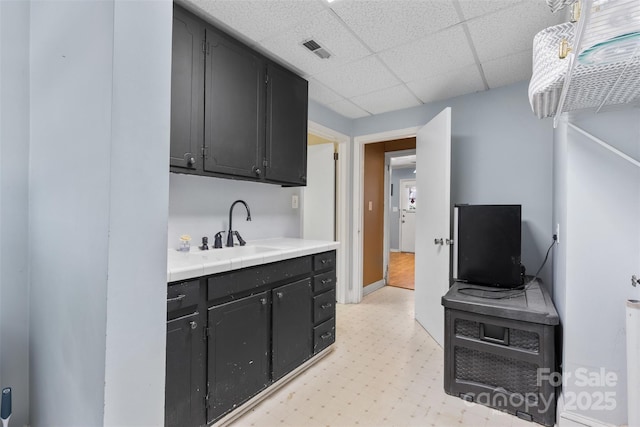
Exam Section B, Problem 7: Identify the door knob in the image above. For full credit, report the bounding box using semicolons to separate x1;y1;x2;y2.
434;238;444;245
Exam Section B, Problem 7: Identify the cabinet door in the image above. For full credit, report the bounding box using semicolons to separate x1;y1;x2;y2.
204;27;265;179
170;6;205;171
272;278;312;380
265;63;308;186
165;312;206;427
207;291;270;423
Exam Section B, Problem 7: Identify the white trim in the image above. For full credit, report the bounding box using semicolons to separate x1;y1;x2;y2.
307;120;351;304
352;126;420;303
363;279;385;296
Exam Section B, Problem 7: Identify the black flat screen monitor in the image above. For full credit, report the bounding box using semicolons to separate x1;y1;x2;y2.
455;204;523;288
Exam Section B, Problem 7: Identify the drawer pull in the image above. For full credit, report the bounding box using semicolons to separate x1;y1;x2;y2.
320;332;333;340
276;292;284;299
321;278;333;285
321;303;333;309
189;321;197;330
321;259;331;265
260;298;267;305
167;294;186;303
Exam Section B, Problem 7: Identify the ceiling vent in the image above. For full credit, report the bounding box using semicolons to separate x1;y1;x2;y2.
302;39;332;59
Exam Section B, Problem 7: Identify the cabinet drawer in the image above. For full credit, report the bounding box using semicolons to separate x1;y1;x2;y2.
313;289;335;324
313;251;335;271
167;280;199;315
313;271;335;294
313;318;335;354
208;256;312;301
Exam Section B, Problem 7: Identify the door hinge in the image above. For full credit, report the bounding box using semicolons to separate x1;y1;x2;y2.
202;146;208;159
202;41;210;55
263;159;268;167
203;326;209;341
334;152;339;161
265;74;269;85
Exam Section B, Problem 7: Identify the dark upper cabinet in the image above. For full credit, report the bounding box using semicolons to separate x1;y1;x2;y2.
265;63;309;186
170;6;204;171
271;278;313;380
203;26;265;179
207;291;270;423
170;6;308;186
165;312;206;427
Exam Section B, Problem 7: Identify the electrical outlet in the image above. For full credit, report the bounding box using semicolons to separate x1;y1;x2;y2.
555;223;560;244
292;195;299;209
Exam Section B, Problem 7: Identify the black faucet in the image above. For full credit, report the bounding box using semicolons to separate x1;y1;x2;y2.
227;200;251;247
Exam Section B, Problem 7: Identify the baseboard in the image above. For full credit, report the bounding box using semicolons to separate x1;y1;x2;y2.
390;248;400;253
558;411;617;427
556;391;618;427
363;279;385;296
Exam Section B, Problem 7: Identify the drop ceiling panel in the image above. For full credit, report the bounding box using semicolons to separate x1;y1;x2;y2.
328;0;460;52
407;65;485;104
313;56;401;98
260;10;370;77
457;0;525;21
350;85;421;115
308;78;343;105
378;25;476;83
467;1;565;63
482;49;533;89
185;0;324;43
327;99;371;119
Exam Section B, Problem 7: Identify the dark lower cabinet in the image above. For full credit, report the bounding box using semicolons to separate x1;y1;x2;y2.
207;291;271;422
167;251;337;426
165;312;206;427
272;278;312;380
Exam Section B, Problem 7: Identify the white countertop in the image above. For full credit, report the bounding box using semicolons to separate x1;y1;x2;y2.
167;238;340;283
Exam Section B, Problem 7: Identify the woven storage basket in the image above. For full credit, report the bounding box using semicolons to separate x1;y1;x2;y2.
529;22;575;119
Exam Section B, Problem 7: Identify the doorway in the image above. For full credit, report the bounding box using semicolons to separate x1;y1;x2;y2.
304;121;350;304
361;139;417;295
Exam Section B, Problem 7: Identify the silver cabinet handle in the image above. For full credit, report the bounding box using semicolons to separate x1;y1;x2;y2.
260;298;267;305
434;238;444;245
321;278;333;284
189;321;197;330
321;303;333;309
320;332;333;340
167;294;186;303
446;238;454;245
276;292;284;299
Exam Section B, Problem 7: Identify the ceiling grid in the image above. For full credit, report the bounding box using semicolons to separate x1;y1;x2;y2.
183;0;566;119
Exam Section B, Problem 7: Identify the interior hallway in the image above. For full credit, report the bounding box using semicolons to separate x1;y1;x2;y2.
232;287;534;427
387;252;415;290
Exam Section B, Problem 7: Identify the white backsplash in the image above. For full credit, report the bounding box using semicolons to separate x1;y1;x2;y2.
168;173;302;250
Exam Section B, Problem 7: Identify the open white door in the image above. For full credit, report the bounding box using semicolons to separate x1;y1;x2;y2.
303;143;335;241
414;108;451;347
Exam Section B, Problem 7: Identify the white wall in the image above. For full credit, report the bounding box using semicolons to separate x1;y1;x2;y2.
168;173;302;249
29;1;171;425
102;1;172;425
554;109;640;425
0;1;30;425
353;82;555;288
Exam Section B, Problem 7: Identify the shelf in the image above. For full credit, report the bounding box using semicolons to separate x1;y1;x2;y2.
529;0;640;124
